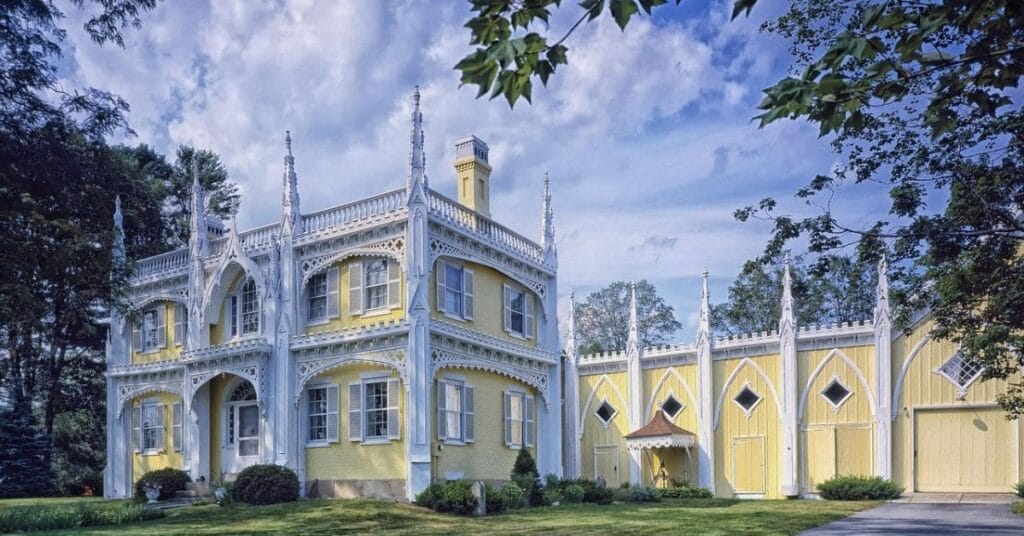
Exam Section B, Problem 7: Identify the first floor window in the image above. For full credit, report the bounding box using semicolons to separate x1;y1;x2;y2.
503;390;534;449
348;377;400;443
437;379;475;443
306;385;339;444
142;402;163;452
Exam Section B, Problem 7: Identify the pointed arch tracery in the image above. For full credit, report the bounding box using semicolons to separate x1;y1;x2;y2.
712;357;783;430
797;348;875;421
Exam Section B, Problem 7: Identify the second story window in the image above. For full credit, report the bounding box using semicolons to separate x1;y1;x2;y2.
143;309;160;350
240;279;259;335
364;260;388;311
503;284;534;339
307;273;328;321
436;260;474;320
348;258;400;316
132;306;166;353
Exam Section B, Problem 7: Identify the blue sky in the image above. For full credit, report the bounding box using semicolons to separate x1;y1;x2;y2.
59;0;892;342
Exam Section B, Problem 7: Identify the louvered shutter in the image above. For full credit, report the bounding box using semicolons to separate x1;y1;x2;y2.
525;396;535;447
132;321;143;353
464;385;475;443
326;384;340;443
437;381;447;440
463;269;474;320
387;378;400;440
172;402;183;451
436;260;447;313
348;382;362;441
503;391;512;447
173;304;186;346
348;262;363;315
326;266;340;319
132;405;142;453
154;403;165;451
156;307;167;348
524;294;535;339
503;285;512;332
387;260;401;309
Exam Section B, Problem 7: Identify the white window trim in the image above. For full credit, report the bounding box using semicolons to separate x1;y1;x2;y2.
306;272;330;324
354;373;399;445
139;307;162;354
437;260;474;322
438;377;466;445
660;392;685;420
502;284;532;339
362;259;390;314
172;401;183;452
594;398;618;428
304;382;337;447
732;381;763;418
819;374;854;412
934;351;986;398
503;386;532;450
140;399;164;456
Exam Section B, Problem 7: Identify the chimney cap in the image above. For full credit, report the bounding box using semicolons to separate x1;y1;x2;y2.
455;135;489;162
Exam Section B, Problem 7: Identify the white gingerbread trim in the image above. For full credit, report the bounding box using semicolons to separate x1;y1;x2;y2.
431;347;549;407
295;349;407;403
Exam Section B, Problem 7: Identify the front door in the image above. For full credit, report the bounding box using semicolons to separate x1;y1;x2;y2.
223;381;260;475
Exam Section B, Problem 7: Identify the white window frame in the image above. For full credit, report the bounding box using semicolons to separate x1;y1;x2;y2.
173;303;187;347
503;388;534;449
349;375;401;445
934;351;986;397
239;278;259;335
363;259;390;313
437;377;475;444
436;260;475;321
594;398;618;428
819;375;854;412
172;401;183;452
304;383;339;446
134;306;166;354
306;272;329;324
503;284;534;339
141;400;164;455
732;382;763;418
660;393;685;420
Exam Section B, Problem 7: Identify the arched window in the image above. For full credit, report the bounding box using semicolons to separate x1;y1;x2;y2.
240;278;258;335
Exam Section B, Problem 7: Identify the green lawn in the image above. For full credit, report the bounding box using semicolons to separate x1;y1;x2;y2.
0;497;877;535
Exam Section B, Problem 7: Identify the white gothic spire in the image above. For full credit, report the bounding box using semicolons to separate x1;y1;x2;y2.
874;254;891;325
780;253;795;333
282;130;301;236
626;281;640;357
565;290;577;357
541;172;555;250
698;267;711;339
407;86;427;198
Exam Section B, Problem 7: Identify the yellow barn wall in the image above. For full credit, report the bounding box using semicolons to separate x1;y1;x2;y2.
434;369;536;482
641;364;700;486
798;345;875;492
131;392;184;482
891;320;1024;491
578;371;630;487
714;353;782;498
304;364;406;481
131;302;181;364
305;258;406;335
430;260;537;348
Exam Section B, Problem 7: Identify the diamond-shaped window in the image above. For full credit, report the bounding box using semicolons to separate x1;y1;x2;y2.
733;386;761;413
595;400;616;425
661;395;684;419
820;378;852;409
937;351;985;395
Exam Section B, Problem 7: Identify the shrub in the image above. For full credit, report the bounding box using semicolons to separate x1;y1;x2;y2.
414;482;445;510
629;486;662;503
660;481;713;499
1014;480;1024;498
511;449;544;507
1011;501;1024;516
562;483;585;503
542;487;564;505
133;468;190;502
231;464;299;505
486;482;524;514
0;502;165;532
583;484;615;505
422;480;478;515
544;473;561;490
817;474;903;501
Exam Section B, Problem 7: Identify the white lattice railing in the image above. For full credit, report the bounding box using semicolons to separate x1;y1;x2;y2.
427;192;546;265
301;189;406;235
133;248;189;279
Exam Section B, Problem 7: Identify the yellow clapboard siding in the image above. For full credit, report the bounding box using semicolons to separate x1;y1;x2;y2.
429;260;536;348
579;371;629;487
915;407;1018;492
132;392;183;482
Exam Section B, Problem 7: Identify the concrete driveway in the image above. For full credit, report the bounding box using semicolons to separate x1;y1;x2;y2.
802;502;1024;535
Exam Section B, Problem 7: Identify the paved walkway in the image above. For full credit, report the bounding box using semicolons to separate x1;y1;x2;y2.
802;502;1024;535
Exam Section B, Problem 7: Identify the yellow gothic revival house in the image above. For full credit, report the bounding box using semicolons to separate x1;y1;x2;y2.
563;264;1024;498
103;89;561;501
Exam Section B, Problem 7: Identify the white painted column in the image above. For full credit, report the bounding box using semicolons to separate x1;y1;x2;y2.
696;270;715;493
625;283;643;486
873;256;892;479
779;258;799;497
562;292;581;478
536;273;562;477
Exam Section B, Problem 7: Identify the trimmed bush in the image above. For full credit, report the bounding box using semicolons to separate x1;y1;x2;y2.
562;483;585;503
1011;501;1024;516
1014;480;1024;498
485;482;524;514
660;482;714;499
0;502;165;532
416;480;478;515
414;482;445;510
231;464;299;505
817;474;903;500
629;486;662;503
542;487;564;505
133;468;190;502
511;449;544;507
583;484;615;505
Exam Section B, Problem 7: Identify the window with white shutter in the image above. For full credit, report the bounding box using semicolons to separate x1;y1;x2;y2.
503;390;529;449
132;321;143;354
173;304;187;347
348;382;362;441
386;377;400;440
155;306;167;348
387;259;401;309
525;395;535;447
132;405;142;453
463;269;474;320
504;285;529;337
326;266;340;319
306;273;328;323
436;260;448;313
326;384;339;442
172;401;183;451
141;401;164;453
364;260;389;312
348;262;363;315
307;384;339;444
141;308;159;351
437;379;465;443
464;384;475;443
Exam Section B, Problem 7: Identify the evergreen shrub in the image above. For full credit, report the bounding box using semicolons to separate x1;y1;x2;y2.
816;474;903;500
230;464;299;505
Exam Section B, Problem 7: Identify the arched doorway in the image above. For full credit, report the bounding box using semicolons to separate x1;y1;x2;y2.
223;379;260;473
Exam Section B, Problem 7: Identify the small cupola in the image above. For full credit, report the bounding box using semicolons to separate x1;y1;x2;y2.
454;135;492;218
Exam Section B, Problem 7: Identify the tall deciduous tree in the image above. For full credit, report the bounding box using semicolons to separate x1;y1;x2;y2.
574;280;681;354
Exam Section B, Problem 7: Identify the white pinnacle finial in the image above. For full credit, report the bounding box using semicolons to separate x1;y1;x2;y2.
541;172;555;251
699;267;711;329
565;289;577;356
780;253;795;332
189;163;207;259
408;86;426;196
627;281;640;356
874;254;890;324
282;130;300;236
112;195;126;268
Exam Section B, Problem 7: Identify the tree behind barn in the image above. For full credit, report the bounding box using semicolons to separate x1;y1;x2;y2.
574;280;681;354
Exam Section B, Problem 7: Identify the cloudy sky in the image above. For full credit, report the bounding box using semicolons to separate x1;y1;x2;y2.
59;0;889;341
